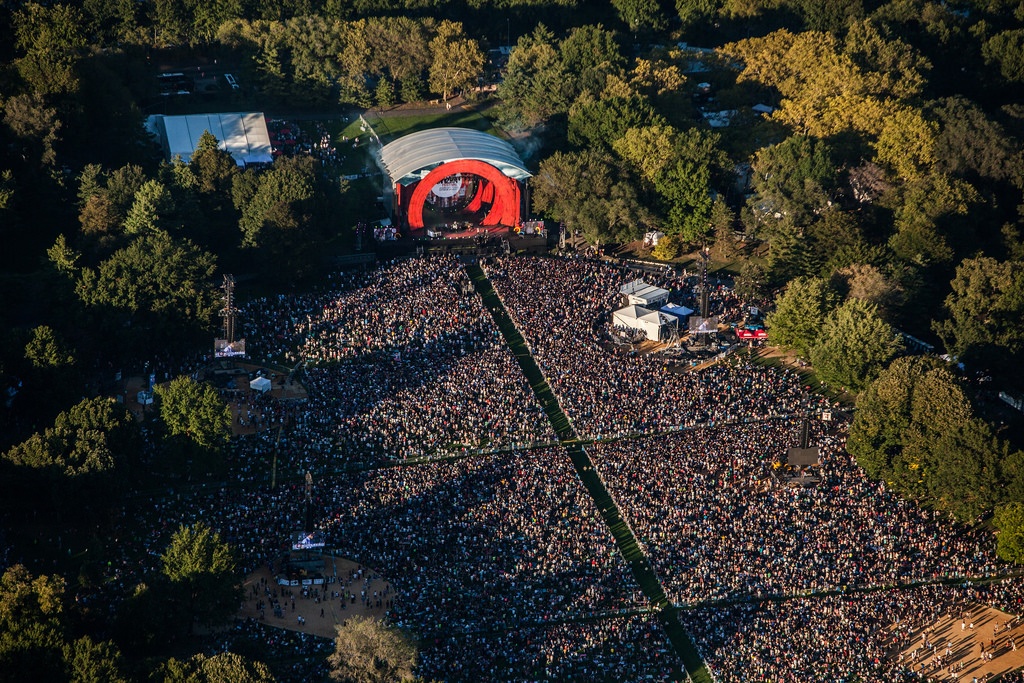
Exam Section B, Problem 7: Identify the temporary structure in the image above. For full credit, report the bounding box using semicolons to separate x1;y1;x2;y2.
612;305;678;342
250;376;272;394
619;279;670;307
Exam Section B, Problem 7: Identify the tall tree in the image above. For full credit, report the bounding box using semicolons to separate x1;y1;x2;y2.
161;652;276;683
612;0;667;31
994;503;1024;564
763;276;839;356
75;230;218;332
328;615;416;683
12;3;86;96
427;21;484;102
933;256;1024;369
808;298;903;392
154;376;232;451
160;523;240;634
497;25;573;129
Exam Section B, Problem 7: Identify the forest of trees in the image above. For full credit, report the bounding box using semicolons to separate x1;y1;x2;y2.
3;0;1024;678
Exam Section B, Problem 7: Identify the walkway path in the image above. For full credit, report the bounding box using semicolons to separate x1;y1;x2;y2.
466;262;713;683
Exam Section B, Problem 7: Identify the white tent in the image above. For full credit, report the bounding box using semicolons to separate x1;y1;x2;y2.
250;376;272;394
147;113;273;166
612;305;677;342
619;279;670;307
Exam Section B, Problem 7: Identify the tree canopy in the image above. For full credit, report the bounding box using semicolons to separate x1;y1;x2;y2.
328;615;417;683
155;376;232;451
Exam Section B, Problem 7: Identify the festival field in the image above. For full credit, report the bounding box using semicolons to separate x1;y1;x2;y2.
238;555;393;640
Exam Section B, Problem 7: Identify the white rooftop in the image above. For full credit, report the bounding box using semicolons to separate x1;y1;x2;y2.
379;127;530;186
148;112;273;166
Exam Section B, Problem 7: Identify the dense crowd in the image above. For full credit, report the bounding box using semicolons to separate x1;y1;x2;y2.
239;256;554;465
485;256;830;438
320;447;644;633
46;254;1024;682
678;579;1024;682
589;422;1004;604
417;614;682;682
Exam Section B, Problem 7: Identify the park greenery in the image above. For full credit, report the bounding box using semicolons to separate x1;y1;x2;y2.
2;0;1024;678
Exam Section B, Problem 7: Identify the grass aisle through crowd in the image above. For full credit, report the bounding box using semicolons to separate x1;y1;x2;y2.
466;262;713;683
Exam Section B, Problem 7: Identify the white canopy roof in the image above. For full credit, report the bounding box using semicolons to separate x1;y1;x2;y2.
620;279;670;306
149;113;273;166
612;305;677;342
379;127;531;185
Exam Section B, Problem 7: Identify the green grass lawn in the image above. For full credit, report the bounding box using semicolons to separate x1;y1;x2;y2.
364;108;501;143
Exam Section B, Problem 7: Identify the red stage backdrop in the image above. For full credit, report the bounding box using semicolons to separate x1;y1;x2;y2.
405;159;522;229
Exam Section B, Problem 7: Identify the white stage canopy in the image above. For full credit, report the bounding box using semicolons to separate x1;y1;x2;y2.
147;113;273;166
612;305;677;342
619;279;670;307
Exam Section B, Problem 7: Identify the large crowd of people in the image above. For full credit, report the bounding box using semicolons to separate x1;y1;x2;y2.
239;256;554;465
417;614;682;682
50;253;1024;681
588;421;1005;604
485;255;831;438
678;579;1024;682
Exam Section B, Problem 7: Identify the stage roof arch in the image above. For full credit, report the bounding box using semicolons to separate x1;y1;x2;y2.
379;127;531;185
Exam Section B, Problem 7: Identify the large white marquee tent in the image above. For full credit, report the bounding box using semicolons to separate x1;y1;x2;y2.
612;305;677;342
146;112;273;166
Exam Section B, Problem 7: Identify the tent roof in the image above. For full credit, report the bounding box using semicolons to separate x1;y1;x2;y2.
151;113;273;166
250;376;272;389
613;305;652;322
379;127;530;185
661;303;694;317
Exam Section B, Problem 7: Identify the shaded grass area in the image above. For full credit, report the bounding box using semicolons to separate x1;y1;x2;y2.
467;263;713;683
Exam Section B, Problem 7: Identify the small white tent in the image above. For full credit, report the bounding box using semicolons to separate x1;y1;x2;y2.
619;279;670;307
250;376;272;394
612;305;677;342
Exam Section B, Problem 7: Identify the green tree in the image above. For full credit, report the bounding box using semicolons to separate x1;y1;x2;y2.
808;298;903;392
848;357;1007;520
161;652;276;683
568;93;663;151
328;615;416;683
983;29;1024;82
24;325;75;369
155;376;231;451
497;25;573;129
652;234;684;260
612;0;667;31
123;180;174;235
3;397;138;478
187;131;236;194
933;256;1024;367
764;276;839;356
427;21;484;102
559;24;626;99
531;150;650;247
3;93;63;168
13;3;86;96
75;230;218;331
160;523;240;634
994;503;1024;564
0;565;66;682
748;136;837;228
63;636;128;683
